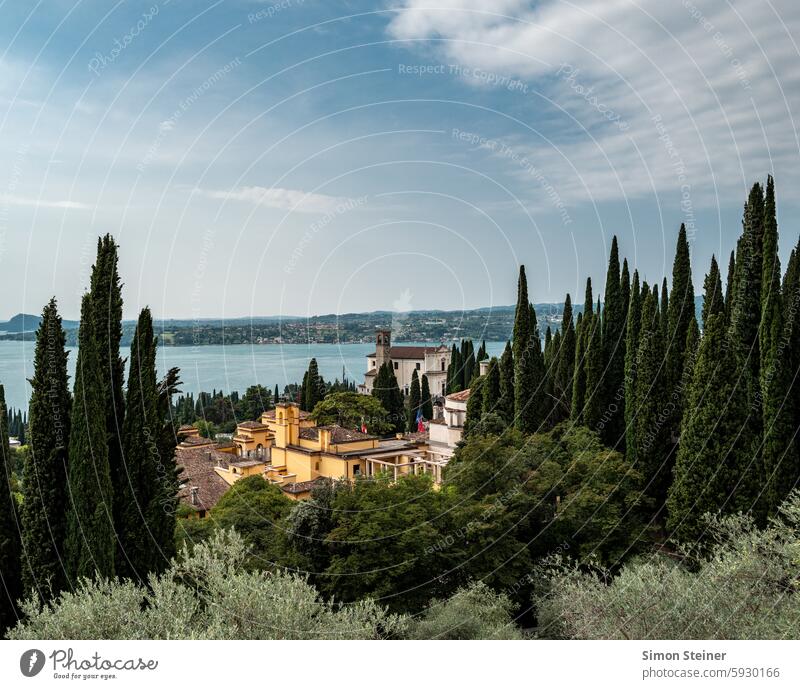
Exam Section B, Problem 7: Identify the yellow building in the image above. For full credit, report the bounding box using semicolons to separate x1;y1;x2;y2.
179;402;446;513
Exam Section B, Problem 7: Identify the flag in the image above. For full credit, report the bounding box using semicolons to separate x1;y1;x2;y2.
361;421;367;434
416;408;425;433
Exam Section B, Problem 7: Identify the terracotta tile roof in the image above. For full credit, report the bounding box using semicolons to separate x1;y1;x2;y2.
237;420;268;430
176;447;231;512
178;436;216;448
178;424;195;431
365;345;447;360
446;388;472;402
281;477;327;495
299;424;376;442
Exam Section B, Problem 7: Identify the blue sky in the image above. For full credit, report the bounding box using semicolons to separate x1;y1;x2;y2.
1;0;799;320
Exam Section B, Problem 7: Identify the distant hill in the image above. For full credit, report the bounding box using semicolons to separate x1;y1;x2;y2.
0;313;80;334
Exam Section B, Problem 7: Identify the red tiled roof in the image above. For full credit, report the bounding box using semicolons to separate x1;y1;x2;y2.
176;447;231;512
281;477;327;495
237;420;268;430
446;388;471;402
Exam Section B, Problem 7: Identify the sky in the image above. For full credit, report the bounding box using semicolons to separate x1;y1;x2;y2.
1;0;799;320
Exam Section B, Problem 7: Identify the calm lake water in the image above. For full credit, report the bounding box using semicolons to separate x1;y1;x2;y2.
0;340;508;411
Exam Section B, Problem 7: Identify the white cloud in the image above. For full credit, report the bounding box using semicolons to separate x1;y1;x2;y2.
0;193;91;210
388;0;800;208
192;185;356;214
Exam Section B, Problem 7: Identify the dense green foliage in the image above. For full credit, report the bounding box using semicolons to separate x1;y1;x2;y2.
0;385;22;632
20;299;72;599
310;392;392;435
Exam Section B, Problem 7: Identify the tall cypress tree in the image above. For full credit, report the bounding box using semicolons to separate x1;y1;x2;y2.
21;299;72;598
667;314;754;542
117;308;161;580
759;176;797;515
600;237;625;447
555;294;575;422
90;236;125;563
624;269;642;466
152;365;181;574
702;255;724;326
0;384;22;632
782;240;800;437
571;279;593;422
513;266;545;433
420;375;433;420
498;341;514;423
633;288;670;513
408;369;421;432
274;384;280;406
304;358;325;412
583;307;604;431
482;357;502;417
666;224;695;397
730;183;766;382
725;250;736;322
372;362;405;434
65;293;115;582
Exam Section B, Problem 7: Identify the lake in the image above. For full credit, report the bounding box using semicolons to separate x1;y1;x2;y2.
0;340;508;410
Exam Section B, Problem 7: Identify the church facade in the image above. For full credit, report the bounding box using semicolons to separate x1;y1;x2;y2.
359;329;451;396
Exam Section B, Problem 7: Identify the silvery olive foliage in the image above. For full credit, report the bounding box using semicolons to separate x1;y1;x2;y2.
8;530;519;640
407;581;523;640
9;530;405;640
535;491;800;640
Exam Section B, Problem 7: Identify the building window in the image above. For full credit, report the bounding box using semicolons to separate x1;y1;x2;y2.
353;465;361;476
315;461;320;470
441;358;446;371
393;361;398;370
416;362;421;370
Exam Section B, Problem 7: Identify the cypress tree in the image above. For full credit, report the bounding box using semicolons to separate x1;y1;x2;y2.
304;358;324;412
462;340;476;386
760;176;797;515
633;288;670;513
65;293;115;582
555;294;575;421
571;311;587;422
274;384;280;406
513;266;545;433
299;371;309;411
20;299;72;598
601;237;625;447
725;250;736;322
372;362;404;434
498;341;514;423
117;308;161;580
152;366;181;573
482;357;501;416
420;375;433;420
660;278;669;339
464;374;485;435
624;269;642;465
90;236;125;562
782;241;800;435
0;384;22;632
701;255;724;326
730;183;766;382
408;369;421;432
582;308;604;431
666;315;754;542
571;278;594;422
666;224;695;395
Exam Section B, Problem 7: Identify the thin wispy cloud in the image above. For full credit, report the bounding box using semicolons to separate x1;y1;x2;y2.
0;193;92;210
192;185;356;214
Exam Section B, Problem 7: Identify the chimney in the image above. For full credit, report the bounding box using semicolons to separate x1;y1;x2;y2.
190;486;199;506
479;360;490;376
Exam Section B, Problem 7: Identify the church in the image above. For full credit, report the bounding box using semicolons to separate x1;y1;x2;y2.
359;329;451;396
